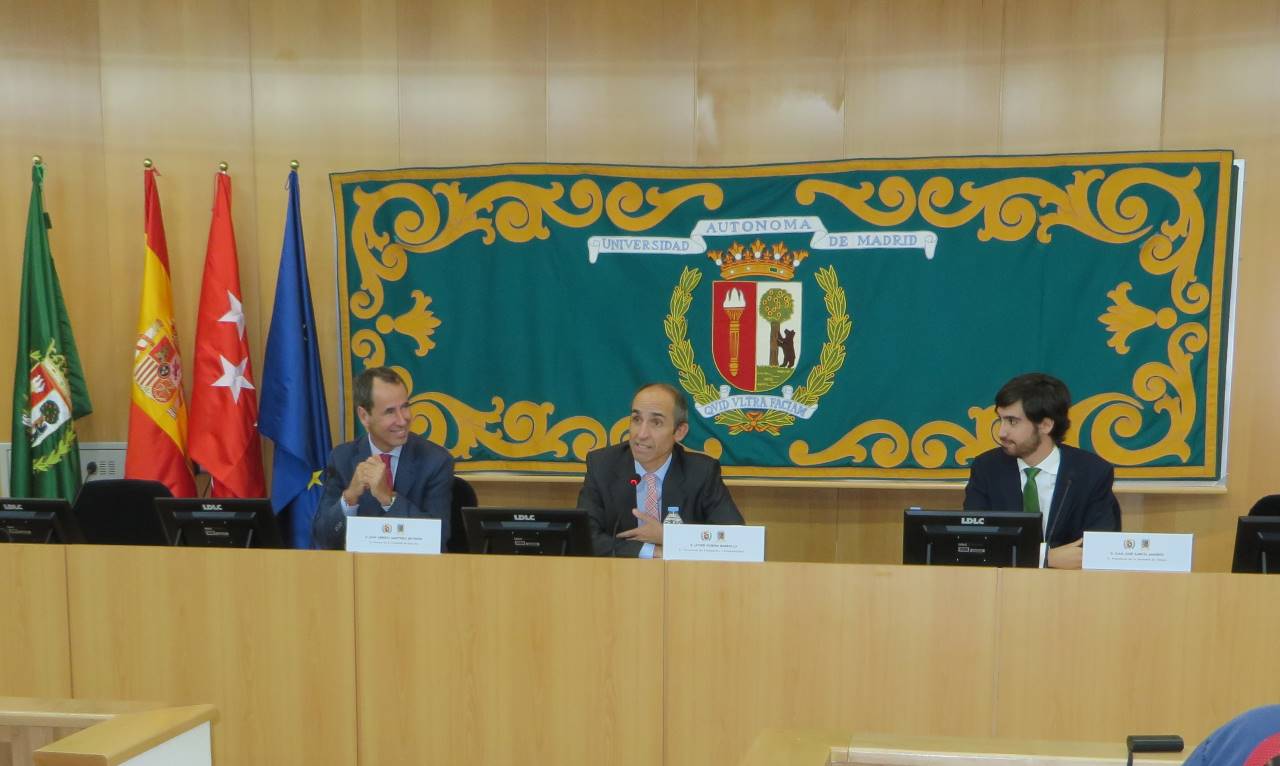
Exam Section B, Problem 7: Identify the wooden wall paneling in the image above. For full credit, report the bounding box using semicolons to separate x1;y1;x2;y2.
247;0;401;439
695;0;849;164
999;0;1167;153
664;562;997;766
834;487;966;564
396;0;549;166
737;484;840;562
993;568;1280;742
0;0;111;443
0;545;70;697
1155;0;1280;571
354;554;663;766
844;0;1004;158
546;0;697;165
65;547;357;766
97;0;260;437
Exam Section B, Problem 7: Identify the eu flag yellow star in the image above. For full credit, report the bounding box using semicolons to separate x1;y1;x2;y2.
308;469;323;490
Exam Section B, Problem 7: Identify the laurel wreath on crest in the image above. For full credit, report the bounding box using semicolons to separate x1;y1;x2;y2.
32;429;77;473
665;265;851;435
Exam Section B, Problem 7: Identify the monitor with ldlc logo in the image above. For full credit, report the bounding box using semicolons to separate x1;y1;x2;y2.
902;509;1043;568
155;498;284;548
462;507;593;556
0;498;83;544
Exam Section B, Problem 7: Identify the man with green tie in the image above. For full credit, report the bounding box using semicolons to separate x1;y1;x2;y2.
963;372;1121;569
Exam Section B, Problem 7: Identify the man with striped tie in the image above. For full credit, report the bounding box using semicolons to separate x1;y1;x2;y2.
578;383;742;558
964;372;1120;569
312;366;454;549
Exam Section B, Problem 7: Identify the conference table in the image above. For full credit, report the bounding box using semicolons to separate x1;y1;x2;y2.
3;544;1277;766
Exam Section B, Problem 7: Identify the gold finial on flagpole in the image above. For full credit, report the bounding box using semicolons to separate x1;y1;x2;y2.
218;161;229;172
32;155;42;166
290;159;299;169
143;158;153;169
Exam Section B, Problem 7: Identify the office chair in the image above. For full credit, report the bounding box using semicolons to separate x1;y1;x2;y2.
72;479;173;545
446;476;478;553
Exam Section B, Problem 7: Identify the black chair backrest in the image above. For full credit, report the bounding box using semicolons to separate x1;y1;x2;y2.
72;479;173;545
1248;495;1280;517
447;476;478;553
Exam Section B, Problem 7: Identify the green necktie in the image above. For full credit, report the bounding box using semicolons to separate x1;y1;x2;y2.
1022;466;1041;515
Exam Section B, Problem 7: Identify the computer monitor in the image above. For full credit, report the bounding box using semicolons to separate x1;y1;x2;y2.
462;507;593;556
155;498;284;549
902;509;1043;568
0;498;84;544
1231;516;1280;574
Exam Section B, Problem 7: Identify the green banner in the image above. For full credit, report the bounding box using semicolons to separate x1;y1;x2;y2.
10;163;92;501
331;152;1237;481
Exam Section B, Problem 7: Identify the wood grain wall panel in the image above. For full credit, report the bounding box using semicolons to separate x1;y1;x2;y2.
247;0;401;436
835;487;966;563
665;562;997;766
0;545;70;697
0;0;111;443
355;554;662;766
844;0;1003;158
65;546;357;766
695;0;848;164
1000;0;1167;153
97;0;261;448
546;0;696;164
994;568;1280;743
1153;0;1280;571
0;0;1277;570
738;484;840;562
397;0;548;166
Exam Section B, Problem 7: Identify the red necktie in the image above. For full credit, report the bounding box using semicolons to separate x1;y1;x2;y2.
379;452;395;492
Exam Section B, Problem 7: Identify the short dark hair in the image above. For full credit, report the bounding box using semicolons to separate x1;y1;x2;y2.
353;366;406;415
995;372;1071;443
634;382;689;427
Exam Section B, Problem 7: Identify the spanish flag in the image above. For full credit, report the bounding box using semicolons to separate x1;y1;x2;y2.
124;166;196;496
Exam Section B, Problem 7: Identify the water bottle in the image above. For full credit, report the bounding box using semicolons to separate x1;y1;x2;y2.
664;507;683;524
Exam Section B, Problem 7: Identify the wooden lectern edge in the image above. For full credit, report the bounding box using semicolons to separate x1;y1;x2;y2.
0;698;166;729
33;704;218;766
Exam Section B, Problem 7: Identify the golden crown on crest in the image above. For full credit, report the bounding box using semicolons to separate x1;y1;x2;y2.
707;240;808;281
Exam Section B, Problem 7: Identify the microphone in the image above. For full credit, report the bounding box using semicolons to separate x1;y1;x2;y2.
1043;477;1071;568
611;473;642;558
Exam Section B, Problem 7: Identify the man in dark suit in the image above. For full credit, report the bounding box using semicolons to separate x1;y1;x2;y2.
312;366;453;550
964;372;1120;569
578;383;742;557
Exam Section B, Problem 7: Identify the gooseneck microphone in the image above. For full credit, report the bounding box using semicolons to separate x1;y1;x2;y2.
1043;477;1072;568
611;473;643;557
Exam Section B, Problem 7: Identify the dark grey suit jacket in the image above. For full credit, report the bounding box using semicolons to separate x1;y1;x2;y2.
311;433;454;550
963;443;1120;547
577;442;742;557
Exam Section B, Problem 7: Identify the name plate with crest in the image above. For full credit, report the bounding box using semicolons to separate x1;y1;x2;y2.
346;516;442;555
663;524;765;562
1082;531;1193;572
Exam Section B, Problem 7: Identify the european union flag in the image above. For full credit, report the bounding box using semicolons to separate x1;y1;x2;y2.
259;169;331;548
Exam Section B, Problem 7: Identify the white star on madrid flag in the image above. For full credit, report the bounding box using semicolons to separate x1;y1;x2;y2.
211;354;255;403
218;290;246;339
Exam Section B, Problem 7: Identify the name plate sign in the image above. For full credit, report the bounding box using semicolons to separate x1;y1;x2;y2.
663;524;765;562
1082;531;1193;572
346;516;442;555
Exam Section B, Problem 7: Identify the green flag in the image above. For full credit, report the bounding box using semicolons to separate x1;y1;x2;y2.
9;163;92;501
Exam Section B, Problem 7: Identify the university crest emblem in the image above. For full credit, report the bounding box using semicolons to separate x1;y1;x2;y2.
666;238;851;436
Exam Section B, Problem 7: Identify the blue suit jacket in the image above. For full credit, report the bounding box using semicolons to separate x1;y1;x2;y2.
311;433;454;550
963;443;1120;547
